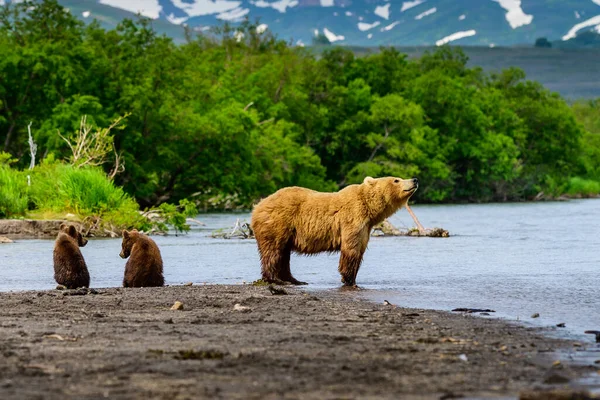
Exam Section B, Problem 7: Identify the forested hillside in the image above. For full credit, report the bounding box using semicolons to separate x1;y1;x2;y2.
1;0;599;212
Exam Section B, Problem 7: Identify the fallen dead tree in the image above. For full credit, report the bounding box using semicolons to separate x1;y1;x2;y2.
372;204;449;237
211;219;254;239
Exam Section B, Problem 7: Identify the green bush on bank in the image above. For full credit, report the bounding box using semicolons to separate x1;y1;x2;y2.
566;177;600;197
0;158;197;233
0;165;28;218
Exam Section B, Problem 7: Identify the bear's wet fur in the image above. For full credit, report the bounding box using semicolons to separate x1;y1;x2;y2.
120;229;164;288
251;176;418;287
53;224;90;289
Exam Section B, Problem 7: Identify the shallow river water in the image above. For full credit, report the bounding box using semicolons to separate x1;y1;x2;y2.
1;199;599;342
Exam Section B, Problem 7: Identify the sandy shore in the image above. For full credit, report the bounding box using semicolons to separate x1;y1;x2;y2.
0;285;597;399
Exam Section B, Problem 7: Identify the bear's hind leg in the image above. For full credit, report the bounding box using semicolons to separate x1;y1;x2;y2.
278;245;307;285
258;241;306;285
258;241;288;284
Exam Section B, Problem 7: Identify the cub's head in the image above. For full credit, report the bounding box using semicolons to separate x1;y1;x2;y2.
120;229;140;259
59;224;88;247
362;176;419;208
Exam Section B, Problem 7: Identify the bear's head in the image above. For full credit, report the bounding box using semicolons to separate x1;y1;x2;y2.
362;176;418;215
60;224;88;247
120;229;140;259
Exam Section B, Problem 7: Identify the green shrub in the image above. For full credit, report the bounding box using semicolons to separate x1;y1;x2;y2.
566;177;600;197
28;162;137;216
0;166;29;217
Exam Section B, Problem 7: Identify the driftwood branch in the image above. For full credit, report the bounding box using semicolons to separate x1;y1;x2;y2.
404;204;426;234
211;219;254;239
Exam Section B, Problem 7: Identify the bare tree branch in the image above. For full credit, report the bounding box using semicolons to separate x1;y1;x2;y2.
27;121;37;170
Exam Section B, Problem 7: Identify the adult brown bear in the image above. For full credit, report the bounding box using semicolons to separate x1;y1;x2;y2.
251;176;418;287
120;229;164;288
53;224;90;289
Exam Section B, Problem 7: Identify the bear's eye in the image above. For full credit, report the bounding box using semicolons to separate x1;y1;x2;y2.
394;179;400;183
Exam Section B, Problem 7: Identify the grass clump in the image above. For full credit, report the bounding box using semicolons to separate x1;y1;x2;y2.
0;158;196;234
566;177;600;197
0;165;28;218
29;161;139;217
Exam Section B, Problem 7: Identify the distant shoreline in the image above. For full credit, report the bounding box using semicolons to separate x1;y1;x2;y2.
0;284;596;398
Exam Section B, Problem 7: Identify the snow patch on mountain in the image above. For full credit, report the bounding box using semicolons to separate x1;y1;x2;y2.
493;0;533;29
563;14;600;40
252;0;298;13
436;29;476;46
358;21;381;31
374;4;390;20
415;7;436;20
459;14;466;20
99;0;161;19
170;0;240;17
320;0;334;7
381;21;400;31
401;0;426;13
82;10;90;18
345;11;353;16
323;27;345;42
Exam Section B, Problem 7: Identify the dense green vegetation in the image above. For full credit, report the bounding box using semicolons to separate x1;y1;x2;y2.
1;1;599;217
0;154;196;232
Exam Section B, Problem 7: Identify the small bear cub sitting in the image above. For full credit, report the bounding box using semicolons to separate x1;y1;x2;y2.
120;229;164;288
53;224;90;289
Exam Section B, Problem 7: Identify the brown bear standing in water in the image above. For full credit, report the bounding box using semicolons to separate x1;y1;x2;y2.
53;224;90;289
251;176;419;287
120;229;164;288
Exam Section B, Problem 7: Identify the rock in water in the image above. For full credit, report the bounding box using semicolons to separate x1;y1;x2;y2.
170;301;184;311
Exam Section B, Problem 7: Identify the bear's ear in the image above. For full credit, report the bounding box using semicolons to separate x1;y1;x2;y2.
363;176;375;185
59;223;67;232
122;230;130;239
67;225;77;237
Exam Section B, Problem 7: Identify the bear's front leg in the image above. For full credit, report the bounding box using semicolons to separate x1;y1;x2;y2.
338;248;364;287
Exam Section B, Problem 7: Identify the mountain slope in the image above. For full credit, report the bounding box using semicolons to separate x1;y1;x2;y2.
5;0;600;46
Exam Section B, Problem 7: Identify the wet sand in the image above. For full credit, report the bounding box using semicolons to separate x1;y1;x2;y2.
0;285;597;399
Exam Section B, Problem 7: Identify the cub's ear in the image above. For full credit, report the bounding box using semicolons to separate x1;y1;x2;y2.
68;225;77;237
363;176;375;184
59;223;67;232
131;229;139;233
122;230;130;239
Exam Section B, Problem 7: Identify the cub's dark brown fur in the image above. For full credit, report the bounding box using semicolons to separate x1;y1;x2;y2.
120;229;164;288
53;224;90;289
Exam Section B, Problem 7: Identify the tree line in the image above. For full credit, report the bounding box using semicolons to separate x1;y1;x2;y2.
1;0;598;210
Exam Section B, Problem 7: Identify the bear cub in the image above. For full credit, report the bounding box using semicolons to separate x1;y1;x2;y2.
53;224;90;289
120;229;164;288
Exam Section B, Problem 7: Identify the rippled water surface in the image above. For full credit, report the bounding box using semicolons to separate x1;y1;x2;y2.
1;199;599;341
